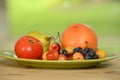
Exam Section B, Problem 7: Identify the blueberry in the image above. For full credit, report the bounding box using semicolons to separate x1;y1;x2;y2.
73;48;79;53
82;47;90;56
82;51;87;56
89;49;96;54
83;47;90;53
79;47;83;53
85;55;92;60
84;55;89;60
88;52;96;57
93;55;99;59
62;50;68;56
73;47;82;53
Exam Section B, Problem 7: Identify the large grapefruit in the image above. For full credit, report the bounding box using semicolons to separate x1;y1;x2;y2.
61;24;98;50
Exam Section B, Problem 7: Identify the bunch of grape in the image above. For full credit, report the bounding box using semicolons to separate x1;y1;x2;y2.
62;47;98;60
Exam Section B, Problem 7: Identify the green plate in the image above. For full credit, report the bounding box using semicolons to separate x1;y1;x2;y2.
0;51;117;69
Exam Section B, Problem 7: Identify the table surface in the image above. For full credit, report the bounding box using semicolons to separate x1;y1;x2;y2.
0;52;120;80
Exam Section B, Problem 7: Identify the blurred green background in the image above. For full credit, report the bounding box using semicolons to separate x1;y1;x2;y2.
7;0;120;36
0;0;120;52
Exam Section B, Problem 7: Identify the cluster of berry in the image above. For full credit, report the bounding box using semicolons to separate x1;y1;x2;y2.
62;47;98;60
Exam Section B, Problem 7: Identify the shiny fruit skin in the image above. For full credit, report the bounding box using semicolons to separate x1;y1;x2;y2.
61;50;68;56
49;42;60;52
96;49;107;59
58;54;67;60
15;36;43;59
73;52;84;60
61;24;97;50
65;46;74;54
66;54;73;60
27;31;51;52
46;51;59;60
42;51;48;60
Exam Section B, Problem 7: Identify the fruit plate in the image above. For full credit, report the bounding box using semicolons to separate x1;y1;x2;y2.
0;51;117;69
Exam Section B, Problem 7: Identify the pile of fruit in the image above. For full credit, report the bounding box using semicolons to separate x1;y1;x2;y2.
15;24;107;60
42;42;106;60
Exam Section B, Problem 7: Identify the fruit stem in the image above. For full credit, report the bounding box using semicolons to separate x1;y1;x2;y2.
54;32;60;43
50;32;61;44
29;39;34;43
50;36;56;44
57;32;60;43
45;37;52;41
85;41;88;47
51;36;55;42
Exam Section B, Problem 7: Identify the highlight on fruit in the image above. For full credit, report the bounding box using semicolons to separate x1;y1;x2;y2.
14;23;107;60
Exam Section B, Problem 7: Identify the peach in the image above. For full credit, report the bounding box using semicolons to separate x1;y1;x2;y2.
58;54;67;60
73;52;84;60
96;49;107;59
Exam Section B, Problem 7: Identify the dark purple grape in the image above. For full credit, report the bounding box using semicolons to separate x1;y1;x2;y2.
93;55;99;59
85;55;92;60
62;50;68;56
73;47;82;53
88;52;96;57
82;47;90;56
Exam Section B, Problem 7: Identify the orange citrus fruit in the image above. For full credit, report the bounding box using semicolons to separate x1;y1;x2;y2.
61;24;98;50
96;49;107;59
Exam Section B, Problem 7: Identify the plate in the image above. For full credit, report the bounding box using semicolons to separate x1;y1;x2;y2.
0;51;117;69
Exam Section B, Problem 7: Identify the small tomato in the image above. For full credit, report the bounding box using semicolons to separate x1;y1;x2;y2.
15;36;43;59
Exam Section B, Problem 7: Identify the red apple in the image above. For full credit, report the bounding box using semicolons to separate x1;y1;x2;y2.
15;36;43;59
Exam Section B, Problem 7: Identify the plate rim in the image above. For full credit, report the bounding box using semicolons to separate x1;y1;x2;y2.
0;51;117;63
